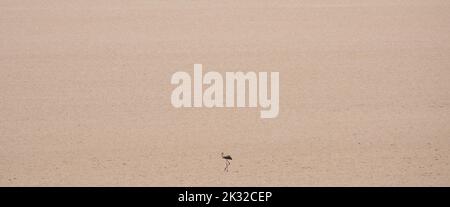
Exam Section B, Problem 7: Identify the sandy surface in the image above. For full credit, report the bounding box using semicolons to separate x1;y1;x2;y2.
1;0;449;186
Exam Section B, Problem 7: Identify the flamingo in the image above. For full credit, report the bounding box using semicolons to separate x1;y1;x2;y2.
221;152;232;172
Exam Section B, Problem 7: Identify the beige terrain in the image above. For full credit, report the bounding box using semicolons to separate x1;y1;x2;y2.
1;0;449;186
